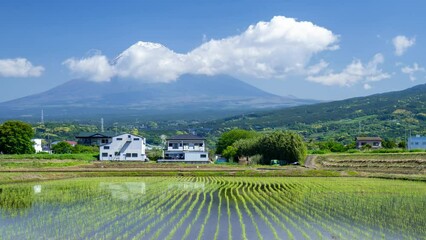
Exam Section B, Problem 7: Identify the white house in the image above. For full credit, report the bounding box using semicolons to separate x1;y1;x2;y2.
32;139;43;153
407;135;426;150
99;133;147;161
158;134;209;163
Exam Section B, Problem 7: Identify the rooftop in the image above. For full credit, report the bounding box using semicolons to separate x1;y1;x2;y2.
356;137;382;141
167;134;205;141
75;132;116;138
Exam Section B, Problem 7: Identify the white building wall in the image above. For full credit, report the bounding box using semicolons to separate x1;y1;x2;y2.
184;152;209;161
99;133;146;161
32;139;43;153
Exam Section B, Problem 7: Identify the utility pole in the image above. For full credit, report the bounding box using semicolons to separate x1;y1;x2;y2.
101;118;104;132
41;109;44;125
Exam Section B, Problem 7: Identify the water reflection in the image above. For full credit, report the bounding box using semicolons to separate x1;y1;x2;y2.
33;185;42;194
100;182;146;200
168;182;205;191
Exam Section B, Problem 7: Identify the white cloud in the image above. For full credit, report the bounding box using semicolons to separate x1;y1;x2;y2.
307;53;390;87
392;35;415;56
306;60;329;75
64;16;339;82
63;55;114;82
0;58;44;78
401;63;425;81
363;83;372;90
114;42;188;82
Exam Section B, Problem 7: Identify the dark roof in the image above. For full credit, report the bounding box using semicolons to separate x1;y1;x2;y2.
167;134;205;141
75;132;116;138
356;137;382;141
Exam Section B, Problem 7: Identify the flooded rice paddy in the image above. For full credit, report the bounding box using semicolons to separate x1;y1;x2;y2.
0;177;425;239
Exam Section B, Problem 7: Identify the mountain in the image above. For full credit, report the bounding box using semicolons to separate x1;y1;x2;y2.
201;83;426;142
0;74;316;120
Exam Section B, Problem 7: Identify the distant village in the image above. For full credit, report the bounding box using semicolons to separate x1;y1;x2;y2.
32;131;426;163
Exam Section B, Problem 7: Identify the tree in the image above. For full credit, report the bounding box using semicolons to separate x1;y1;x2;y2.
72;144;98;154
51;141;73;154
0;120;35;154
216;129;258;154
318;140;346;152
256;131;307;165
233;137;259;157
382;139;397;149
222;146;238;162
146;148;163;161
398;141;406;149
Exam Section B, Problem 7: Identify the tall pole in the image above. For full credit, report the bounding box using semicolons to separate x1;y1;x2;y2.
101;118;104;132
41;109;44;125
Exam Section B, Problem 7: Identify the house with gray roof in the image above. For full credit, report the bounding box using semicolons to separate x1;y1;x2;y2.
158;134;209;163
356;137;382;149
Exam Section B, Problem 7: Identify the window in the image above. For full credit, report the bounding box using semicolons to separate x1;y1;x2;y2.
373;142;379;146
134;138;140;141
169;143;173;147
200;154;207;158
103;146;110;149
102;153;108;157
131;153;138;157
173;143;179;149
116;138;122;141
199;143;203;147
114;152;119;156
125;153;131;157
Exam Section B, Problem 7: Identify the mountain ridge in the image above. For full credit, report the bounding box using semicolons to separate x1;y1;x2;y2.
0;74;317;119
200;82;426;142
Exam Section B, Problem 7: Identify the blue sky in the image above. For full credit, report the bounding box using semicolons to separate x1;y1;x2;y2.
0;0;425;102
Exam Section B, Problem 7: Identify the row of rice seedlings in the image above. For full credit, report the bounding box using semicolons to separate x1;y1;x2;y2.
264;179;357;239
269;179;373;239
181;177;216;240
1;177;425;239
168;177;216;240
230;181;248;240
266;180;324;239
238;178;263;240
132;181;196;239
297;178;423;239
108;181;186;239
196;181;215;240
0;182;115;239
225;180;239;240
63;177;176;239
116;177;191;239
253;180;293;239
257;180;308;239
2;176;178;240
148;177;204;240
212;180;224;240
307;178;425;239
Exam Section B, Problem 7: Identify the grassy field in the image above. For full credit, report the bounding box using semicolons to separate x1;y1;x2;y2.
0;152;425;184
314;152;426;175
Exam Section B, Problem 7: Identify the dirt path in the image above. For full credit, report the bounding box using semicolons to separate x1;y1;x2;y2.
304;155;318;169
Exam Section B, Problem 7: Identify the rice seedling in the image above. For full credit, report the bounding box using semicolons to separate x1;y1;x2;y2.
0;176;424;239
